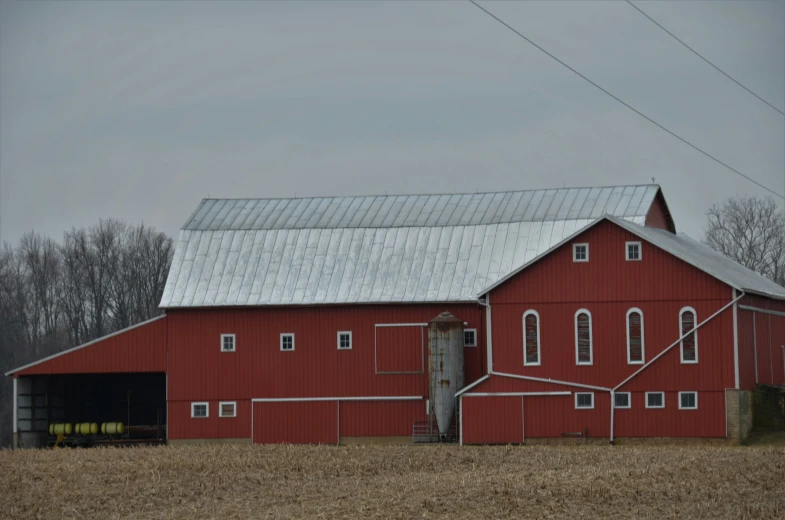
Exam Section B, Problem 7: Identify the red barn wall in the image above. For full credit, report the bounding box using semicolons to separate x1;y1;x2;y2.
15;316;167;376
737;295;785;389
645;191;674;232
166;304;483;440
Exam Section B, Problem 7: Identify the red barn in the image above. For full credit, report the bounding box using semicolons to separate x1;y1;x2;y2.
7;185;785;447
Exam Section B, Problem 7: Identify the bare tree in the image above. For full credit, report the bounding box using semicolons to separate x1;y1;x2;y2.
704;196;785;286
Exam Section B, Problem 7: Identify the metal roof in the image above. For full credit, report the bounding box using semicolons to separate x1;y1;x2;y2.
160;185;659;307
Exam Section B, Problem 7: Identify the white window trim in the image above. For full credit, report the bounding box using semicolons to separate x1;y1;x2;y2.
280;333;295;352
464;328;477;348
679;307;699;364
219;401;237;418
626;308;645;365
574;308;593;365
645;392;665;409
625;241;642;261
614;392;631;409
572;243;589;263
191;402;209;418
220;333;236;352
522;310;541;366
575;392;594;409
678;391;698;410
337;331;352;350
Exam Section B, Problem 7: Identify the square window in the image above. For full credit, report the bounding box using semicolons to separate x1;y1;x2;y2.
221;334;236;352
280;333;295;351
626;241;642;261
646;392;664;409
191;402;208;418
337;331;352;350
679;392;697;410
614;392;631;409
219;401;236;418
575;392;594;409
464;329;477;347
573;243;589;262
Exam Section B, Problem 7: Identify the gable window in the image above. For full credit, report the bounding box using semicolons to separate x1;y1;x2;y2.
191;402;208;418
219;401;236;418
464;329;477;347
646;392;664;409
614;392;631;409
575;392;594;409
220;334;236;352
523;310;540;366
573;243;589;262
575;309;593;365
679;392;698;410
680;307;698;363
337;331;352;350
626;308;644;365
626;241;642;261
280;333;295;352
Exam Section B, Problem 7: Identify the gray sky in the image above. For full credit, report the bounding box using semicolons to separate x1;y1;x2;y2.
1;0;783;245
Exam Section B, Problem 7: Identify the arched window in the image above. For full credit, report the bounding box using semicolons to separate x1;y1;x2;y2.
523;310;540;366
575;309;592;365
680;307;698;363
626;308;644;364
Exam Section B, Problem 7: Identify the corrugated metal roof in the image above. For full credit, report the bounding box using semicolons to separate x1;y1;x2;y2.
161;185;658;307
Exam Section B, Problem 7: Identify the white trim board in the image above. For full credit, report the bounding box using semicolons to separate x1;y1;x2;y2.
251;396;423;403
462;392;570;397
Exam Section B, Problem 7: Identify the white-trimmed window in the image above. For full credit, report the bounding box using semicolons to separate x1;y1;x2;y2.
219;401;236;418
680;307;698;364
575;309;593;365
523;310;540;366
575;392;594;409
280;333;295;351
614;392;631;409
679;391;698;410
573;243;589;262
646;392;665;409
626;241;642;261
220;334;236;352
337;331;352;350
464;329;477;347
626;308;644;365
191;402;209;418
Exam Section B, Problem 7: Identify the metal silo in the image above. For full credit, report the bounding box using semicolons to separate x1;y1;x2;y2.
428;311;465;436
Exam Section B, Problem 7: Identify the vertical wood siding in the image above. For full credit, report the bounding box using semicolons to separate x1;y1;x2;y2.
339;400;426;437
462;396;522;444
168;400;251;440
375;326;424;373
737;295;785;389
644;192;673;231
17;317;167;376
253;401;338;444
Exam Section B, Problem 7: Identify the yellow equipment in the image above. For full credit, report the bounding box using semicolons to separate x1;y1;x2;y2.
53;433;66;448
75;423;99;435
48;423;73;435
101;422;125;435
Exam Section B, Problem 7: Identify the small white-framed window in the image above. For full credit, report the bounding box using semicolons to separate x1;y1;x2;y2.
219;401;237;418
680;307;698;364
678;391;698;410
220;334;236;352
575;392;594;409
645;392;665;409
626;308;644;365
626;241;642;261
337;331;352;350
614;392;631;409
191;402;209;418
464;329;477;347
575;309;593;365
573;243;589;262
280;333;295;352
523;310;540;366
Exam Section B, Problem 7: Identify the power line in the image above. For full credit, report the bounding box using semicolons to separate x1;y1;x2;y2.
626;0;785;117
468;0;784;200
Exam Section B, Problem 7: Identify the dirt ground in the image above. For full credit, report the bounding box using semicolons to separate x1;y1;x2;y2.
2;444;784;519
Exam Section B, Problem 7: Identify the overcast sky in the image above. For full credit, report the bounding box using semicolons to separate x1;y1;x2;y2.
1;0;783;245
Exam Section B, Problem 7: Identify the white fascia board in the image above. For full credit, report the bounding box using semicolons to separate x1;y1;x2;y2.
251;396;422;403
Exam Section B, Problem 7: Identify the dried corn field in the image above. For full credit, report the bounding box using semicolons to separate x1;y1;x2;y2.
2;444;784;519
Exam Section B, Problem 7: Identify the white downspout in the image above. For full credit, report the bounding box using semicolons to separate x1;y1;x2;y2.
609;390;615;445
12;377;17;447
477;295;492;374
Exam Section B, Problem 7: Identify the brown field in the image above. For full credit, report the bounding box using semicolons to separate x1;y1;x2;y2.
2;444;784;519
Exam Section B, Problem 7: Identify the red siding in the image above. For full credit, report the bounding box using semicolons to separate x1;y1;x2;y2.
645;191;674;232
168;400;251;440
375;326;425;373
462;396;522;444
737;295;785;389
253;401;338;444
614;391;726;438
16;316;167;376
339;400;426;437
